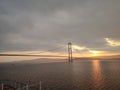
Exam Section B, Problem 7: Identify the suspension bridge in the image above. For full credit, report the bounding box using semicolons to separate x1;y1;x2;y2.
0;42;73;62
0;42;73;90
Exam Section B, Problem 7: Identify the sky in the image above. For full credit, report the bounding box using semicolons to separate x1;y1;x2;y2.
0;0;120;57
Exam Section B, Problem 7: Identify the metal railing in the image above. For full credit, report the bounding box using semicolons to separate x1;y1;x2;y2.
0;80;42;90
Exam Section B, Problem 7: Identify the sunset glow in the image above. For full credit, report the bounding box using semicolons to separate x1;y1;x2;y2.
72;45;86;51
89;50;101;56
105;38;120;47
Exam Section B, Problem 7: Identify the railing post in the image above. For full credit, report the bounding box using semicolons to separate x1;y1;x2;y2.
26;84;29;90
39;81;41;90
18;84;21;90
15;82;17;88
1;83;4;90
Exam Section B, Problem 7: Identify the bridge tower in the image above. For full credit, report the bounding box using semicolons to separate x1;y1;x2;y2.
68;42;73;62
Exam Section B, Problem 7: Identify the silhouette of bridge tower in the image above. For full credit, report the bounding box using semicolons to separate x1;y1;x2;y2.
68;42;73;62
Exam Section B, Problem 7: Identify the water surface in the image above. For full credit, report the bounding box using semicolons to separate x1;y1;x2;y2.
0;59;120;90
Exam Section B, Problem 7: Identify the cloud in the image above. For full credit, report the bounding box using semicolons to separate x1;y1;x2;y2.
72;45;87;51
105;38;120;47
0;0;120;55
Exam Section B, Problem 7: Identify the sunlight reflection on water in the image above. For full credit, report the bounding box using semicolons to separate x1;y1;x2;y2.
92;60;104;89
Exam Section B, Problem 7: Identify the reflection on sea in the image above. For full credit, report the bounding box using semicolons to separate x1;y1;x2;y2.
92;60;104;89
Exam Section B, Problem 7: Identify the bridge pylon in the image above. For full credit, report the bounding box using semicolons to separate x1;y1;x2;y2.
68;42;73;62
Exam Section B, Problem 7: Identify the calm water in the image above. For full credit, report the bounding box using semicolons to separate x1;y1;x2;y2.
0;60;120;90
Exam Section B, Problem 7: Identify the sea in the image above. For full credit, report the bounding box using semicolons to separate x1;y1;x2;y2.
0;58;120;90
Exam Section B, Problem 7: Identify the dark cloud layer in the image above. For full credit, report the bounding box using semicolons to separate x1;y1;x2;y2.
0;0;120;53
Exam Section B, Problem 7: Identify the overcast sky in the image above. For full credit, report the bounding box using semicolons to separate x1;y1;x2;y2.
0;0;120;55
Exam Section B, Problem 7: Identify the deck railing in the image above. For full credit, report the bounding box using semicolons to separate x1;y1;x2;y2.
0;80;41;90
